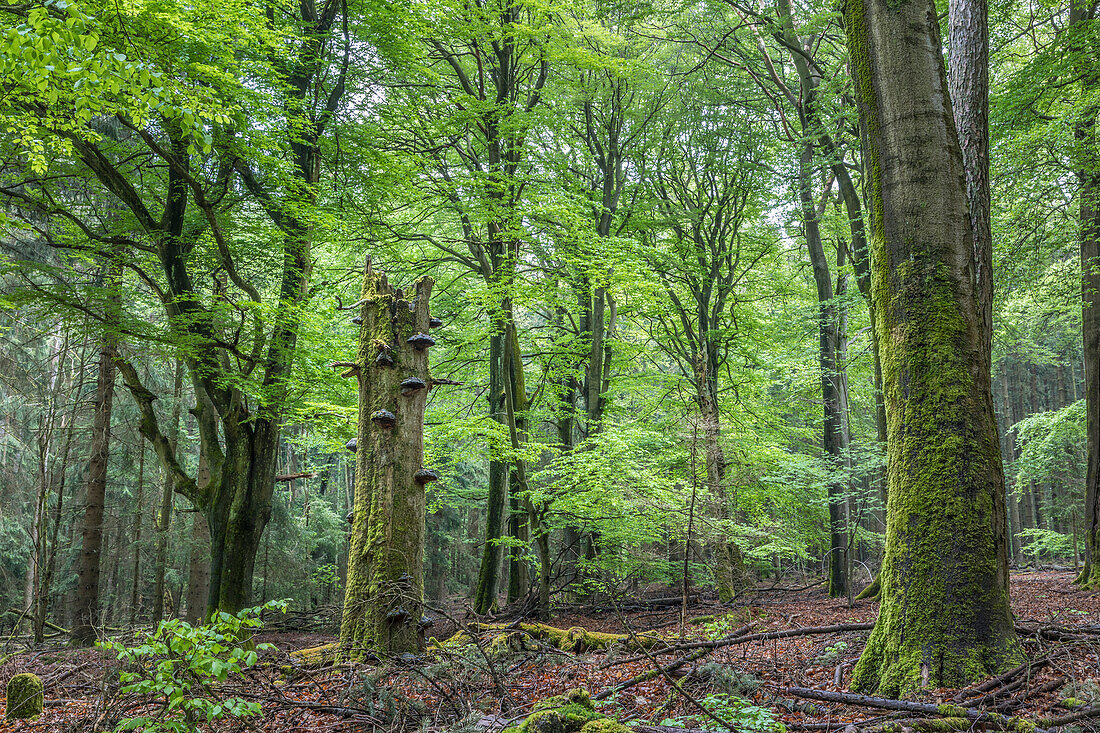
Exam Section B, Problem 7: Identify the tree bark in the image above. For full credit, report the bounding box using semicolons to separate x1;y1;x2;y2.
801;144;850;598
185;512;210;624
128;442;145;626
843;0;1021;693
339;261;434;656
1075;0;1100;589
474;331;508;614
152;362;184;624
70;256;122;646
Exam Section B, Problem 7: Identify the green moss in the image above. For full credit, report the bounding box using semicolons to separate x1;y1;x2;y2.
937;705;968;718
1007;718;1038;733
579;720;630;733
913;718;970;731
522;703;600;733
533;689;593;712
1058;698;1088;709
6;673;43;720
289;642;339;666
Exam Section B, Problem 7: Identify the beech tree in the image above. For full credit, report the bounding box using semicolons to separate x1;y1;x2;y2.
842;0;1022;694
0;0;351;614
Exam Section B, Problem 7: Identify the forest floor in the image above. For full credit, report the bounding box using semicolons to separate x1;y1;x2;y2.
1;571;1098;732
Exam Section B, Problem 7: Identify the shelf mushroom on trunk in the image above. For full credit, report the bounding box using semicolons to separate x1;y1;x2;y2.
339;258;442;658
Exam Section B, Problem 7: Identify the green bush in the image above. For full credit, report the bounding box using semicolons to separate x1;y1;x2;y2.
99;600;287;732
657;693;784;733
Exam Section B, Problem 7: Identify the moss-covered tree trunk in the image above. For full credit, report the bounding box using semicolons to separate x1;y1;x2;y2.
694;354;749;602
152;361;183;625
340;261;434;657
843;0;1022;695
1074;0;1100;590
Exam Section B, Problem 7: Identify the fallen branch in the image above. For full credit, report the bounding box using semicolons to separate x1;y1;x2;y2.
1039;703;1100;728
594;648;712;700
605;622;873;666
1013;624;1089;641
274;471;316;482
781;686;1039;730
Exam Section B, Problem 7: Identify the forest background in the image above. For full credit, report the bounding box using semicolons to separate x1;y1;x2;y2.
0;0;1094;641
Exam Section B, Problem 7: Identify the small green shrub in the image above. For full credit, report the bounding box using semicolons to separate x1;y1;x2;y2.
99;600;287;732
656;693;784;733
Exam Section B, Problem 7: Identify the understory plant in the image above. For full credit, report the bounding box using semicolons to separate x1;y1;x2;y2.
657;693;784;733
100;600;287;732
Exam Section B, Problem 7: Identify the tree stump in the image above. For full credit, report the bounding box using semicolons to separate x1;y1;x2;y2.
339;260;435;657
6;673;43;720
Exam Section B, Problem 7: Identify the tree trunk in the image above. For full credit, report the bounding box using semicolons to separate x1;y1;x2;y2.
843;0;1021;694
695;354;749;602
474;330;508;615
340;262;434;657
1001;368;1023;564
1075;0;1100;589
71;257;122;646
802;144;850;598
506;490;529;604
152;362;184;625
185;512;211;624
36;339;86;642
128;443;145;626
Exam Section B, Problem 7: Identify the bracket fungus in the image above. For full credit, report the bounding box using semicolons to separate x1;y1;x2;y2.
414;468;439;484
370;410;397;428
406;333;435;350
386;607;412;622
344;437;357;453
400;377;427;394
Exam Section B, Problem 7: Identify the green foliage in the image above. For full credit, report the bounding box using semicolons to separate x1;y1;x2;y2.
1016;528;1078;560
1013;402;1086;493
656;693;784;733
99;601;287;732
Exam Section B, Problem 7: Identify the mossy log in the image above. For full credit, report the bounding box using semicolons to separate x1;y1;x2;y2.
432;623;667;654
288;642;340;667
854;573;880;601
6;673;43;720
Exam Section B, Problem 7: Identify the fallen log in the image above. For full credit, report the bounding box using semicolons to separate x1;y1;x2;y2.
604;621;872;667
433;622;669;655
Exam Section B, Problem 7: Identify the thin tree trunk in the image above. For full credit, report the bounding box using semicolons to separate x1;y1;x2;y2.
128;442;145;626
474;330;508;615
802;144;849;598
36;339;87;642
71;256;122;646
1076;0;1100;588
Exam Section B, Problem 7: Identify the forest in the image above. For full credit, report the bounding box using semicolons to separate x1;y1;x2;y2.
0;0;1098;727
